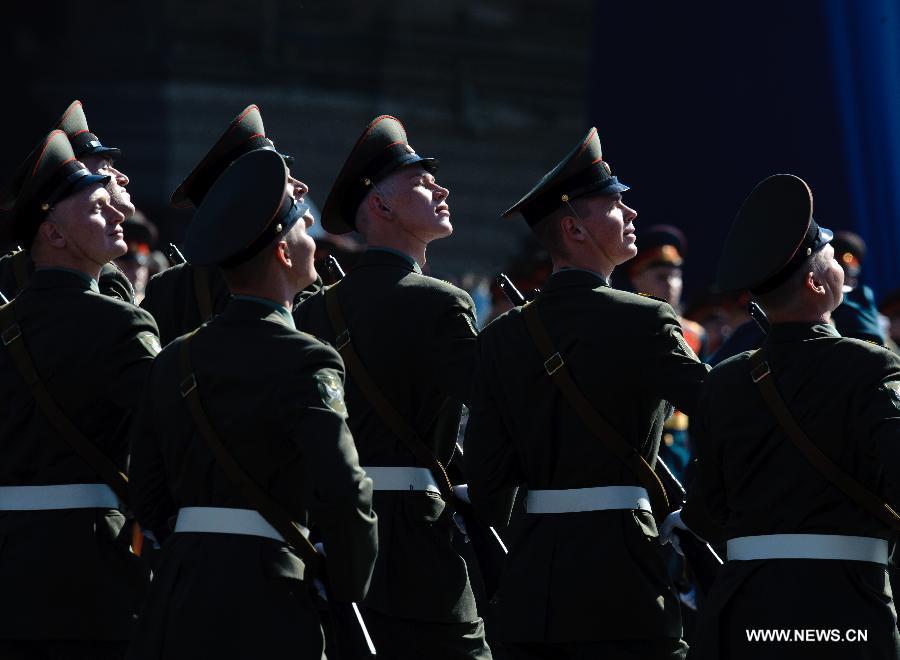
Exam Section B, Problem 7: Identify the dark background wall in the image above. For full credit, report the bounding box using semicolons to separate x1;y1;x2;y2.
3;0;899;298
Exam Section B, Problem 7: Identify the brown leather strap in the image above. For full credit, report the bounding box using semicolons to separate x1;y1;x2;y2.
177;331;324;574
0;301;129;504
192;266;213;322
749;349;900;531
323;283;455;501
521;300;670;523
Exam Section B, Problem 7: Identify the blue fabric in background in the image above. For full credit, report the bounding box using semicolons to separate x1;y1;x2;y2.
825;0;900;297
589;1;900;302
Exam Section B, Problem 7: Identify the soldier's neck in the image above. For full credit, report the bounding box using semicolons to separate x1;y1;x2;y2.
552;256;613;281
228;284;292;312
31;251;102;282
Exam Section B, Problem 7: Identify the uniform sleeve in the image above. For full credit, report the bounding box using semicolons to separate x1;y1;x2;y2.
852;349;900;510
680;378;728;545
462;333;523;527
427;290;479;405
128;356;177;540
98;262;136;304
104;307;161;412
635;303;710;416
279;354;378;602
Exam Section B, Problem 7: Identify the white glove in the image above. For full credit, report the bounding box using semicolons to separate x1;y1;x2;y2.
659;509;690;557
452;483;471;504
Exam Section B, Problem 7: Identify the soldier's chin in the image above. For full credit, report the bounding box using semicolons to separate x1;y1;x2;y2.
112;195;135;220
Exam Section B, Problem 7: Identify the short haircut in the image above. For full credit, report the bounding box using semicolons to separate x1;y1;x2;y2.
530;197;590;259
221;235;280;289
754;247;832;312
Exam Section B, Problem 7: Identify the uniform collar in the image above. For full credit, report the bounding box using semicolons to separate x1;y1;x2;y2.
766;321;840;344
228;295;296;330
357;247;422;274
543;267;610;292
31;267;99;293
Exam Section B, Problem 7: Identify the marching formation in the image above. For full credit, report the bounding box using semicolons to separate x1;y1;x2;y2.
0;101;898;660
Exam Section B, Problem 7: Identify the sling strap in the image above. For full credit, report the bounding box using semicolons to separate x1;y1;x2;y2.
521;299;670;524
177;330;325;574
749;348;900;531
192;265;214;322
0;300;129;504
323;283;455;502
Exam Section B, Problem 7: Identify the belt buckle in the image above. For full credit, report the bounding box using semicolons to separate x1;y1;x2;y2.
750;361;771;383
180;374;197;397
2;323;21;346
544;352;564;376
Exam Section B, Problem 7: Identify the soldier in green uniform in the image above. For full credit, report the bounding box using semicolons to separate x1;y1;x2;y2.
0;130;159;659
294;115;492;659
0;100;136;303
140;104;305;345
462;128;709;660
663;174;900;659
127;148;377;659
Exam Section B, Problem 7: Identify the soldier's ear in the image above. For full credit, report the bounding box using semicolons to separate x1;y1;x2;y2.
805;270;826;296
274;239;292;269
559;215;585;242
37;218;67;249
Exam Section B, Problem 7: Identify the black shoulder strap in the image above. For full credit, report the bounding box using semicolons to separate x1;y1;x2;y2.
323;283;455;501
176;331;324;573
192;266;213;322
521;299;670;523
0;301;129;503
750;348;900;531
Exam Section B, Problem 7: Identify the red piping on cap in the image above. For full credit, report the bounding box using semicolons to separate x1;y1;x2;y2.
30;131;66;178
59;101;83;125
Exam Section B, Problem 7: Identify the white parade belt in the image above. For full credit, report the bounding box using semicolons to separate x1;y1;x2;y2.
0;483;118;510
363;466;441;494
727;533;888;564
174;506;306;542
525;486;652;514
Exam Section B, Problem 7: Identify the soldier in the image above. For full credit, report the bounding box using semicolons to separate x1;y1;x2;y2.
294;115;492;659
141;104;305;345
830;230;885;345
0;130;159;659
0;100;136;303
127;148;377;659
462;128;709;660
663;174;900;659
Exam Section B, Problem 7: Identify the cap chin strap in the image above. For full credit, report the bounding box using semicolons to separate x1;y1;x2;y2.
563;198;616;271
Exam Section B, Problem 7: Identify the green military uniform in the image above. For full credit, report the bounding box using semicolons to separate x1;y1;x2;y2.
680;174;900;659
463;129;709;659
294;115;492;659
0;101;135;303
0;131;158;658
141;105;296;346
128;148;377;659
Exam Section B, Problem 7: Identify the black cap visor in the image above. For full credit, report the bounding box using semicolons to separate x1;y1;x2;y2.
752;221;833;294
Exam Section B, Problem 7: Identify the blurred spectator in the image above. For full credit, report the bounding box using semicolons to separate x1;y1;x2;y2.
626;224;707;359
114;209;158;303
879;288;900;349
830;230;885;345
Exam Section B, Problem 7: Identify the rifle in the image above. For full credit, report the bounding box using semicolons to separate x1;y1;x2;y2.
748;300;770;335
495;273;723;594
328;255;509;599
166;243;187;266
325;255;345;283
